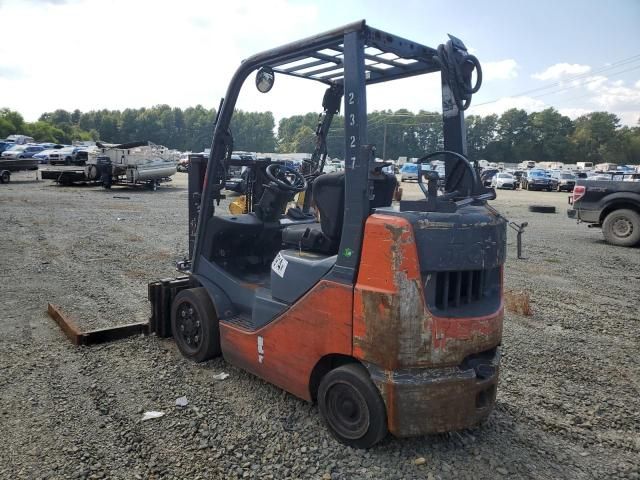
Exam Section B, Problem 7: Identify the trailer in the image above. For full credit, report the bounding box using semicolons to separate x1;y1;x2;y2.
41;141;177;190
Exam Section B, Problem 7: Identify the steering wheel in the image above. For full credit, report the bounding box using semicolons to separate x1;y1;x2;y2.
265;164;307;192
415;150;479;199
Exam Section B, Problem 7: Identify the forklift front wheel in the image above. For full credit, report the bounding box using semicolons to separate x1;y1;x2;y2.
171;287;221;362
318;363;388;449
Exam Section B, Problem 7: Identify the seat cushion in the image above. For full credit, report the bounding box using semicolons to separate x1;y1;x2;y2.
281;222;337;254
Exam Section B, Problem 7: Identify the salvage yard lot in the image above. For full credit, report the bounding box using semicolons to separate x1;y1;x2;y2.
1;171;638;480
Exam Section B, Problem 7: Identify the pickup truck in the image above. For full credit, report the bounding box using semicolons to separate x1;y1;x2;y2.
567;176;640;247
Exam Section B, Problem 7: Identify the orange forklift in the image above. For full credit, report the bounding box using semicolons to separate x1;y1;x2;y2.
149;20;506;448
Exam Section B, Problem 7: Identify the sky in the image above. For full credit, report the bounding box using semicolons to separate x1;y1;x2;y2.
1;0;639;125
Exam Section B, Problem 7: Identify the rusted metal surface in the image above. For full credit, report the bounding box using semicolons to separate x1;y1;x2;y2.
47;303;148;346
353;213;504;436
47;303;84;345
367;351;500;437
354;214;503;369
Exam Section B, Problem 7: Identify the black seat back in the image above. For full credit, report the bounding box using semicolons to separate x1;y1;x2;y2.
312;171;345;244
370;172;397;208
312;171;397;245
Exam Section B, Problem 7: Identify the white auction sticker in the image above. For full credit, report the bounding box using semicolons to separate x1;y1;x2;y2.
271;252;288;278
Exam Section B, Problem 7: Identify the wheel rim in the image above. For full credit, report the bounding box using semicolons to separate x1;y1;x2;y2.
612;217;633;238
175;301;202;352
324;380;369;440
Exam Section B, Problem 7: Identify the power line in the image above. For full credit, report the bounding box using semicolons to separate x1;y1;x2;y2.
530;64;640;100
471;54;640;108
509;54;640;97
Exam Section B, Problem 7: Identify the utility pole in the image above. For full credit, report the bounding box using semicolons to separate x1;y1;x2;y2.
382;122;387;160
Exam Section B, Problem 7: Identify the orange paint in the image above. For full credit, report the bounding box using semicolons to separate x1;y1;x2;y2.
220;280;353;401
354;214;503;369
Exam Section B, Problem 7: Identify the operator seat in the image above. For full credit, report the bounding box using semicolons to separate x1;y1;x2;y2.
282;171;397;254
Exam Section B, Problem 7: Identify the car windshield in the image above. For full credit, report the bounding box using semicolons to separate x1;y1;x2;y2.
8;145;26;151
402;164;417;172
530;171;546;177
560;173;574;179
498;173;512;178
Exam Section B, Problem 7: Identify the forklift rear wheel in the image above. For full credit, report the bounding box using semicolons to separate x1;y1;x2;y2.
318;363;387;449
171;287;221;362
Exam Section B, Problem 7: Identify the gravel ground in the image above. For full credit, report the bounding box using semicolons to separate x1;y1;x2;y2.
1;170;638;480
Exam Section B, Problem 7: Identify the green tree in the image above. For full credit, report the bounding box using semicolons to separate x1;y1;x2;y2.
528;108;574;161
0;108;26;138
570;112;620;163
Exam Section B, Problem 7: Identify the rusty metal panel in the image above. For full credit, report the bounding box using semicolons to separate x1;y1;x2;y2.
353;214;503;370
366;352;500;436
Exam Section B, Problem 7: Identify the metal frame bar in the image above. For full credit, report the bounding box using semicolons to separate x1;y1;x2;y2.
191;19;462;293
47;303;148;346
329;29;369;283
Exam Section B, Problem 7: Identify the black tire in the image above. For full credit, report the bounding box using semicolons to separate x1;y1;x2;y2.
602;209;640;247
0;171;9;183
318;363;388;449
528;205;556;214
171;287;221;362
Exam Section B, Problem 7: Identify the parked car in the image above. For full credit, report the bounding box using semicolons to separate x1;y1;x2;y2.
0;145;42;171
400;163;424;182
33;148;59;164
568;176;640;247
1;144;45;159
48;146;81;165
480;168;499;187
521;169;554;191
0;141;15;155
550;171;576;192
491;172;516;190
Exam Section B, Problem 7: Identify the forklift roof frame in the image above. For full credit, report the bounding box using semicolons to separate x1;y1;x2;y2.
193;20;470;286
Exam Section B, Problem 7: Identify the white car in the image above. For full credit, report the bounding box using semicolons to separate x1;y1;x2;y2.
491;172;516;190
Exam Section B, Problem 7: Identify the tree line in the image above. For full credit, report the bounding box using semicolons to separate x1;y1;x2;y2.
1;106;639;164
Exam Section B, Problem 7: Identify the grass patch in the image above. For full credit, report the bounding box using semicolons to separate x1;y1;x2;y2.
505;289;532;316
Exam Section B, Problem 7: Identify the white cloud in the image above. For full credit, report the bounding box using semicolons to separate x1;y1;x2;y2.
584;75;608;91
591;81;640;110
555;76;640;125
467;96;547;117
483;59;519;80
532;63;591;81
0;0;321;121
558;108;593;119
618;111;640;125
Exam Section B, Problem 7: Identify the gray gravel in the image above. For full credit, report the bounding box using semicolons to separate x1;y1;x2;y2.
0;171;638;479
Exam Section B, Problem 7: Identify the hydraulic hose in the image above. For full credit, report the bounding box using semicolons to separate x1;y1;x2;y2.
435;35;482;111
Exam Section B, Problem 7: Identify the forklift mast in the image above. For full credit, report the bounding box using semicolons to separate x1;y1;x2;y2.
192;20;485;285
